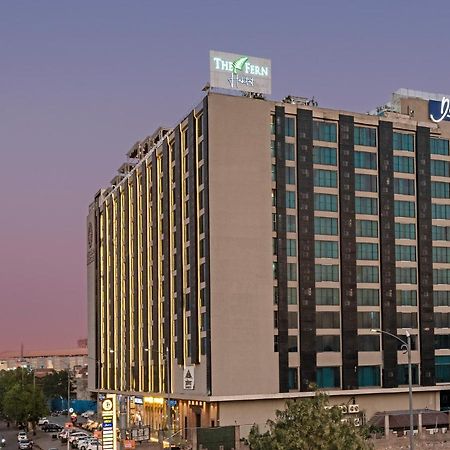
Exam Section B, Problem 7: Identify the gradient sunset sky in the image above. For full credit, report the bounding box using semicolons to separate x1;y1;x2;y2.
1;1;449;352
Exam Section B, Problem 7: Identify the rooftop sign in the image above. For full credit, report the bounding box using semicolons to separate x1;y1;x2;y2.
210;50;271;95
429;97;450;122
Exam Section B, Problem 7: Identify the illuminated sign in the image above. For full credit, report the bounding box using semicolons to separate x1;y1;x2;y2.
102;395;117;450
430;97;450;122
183;366;195;390
210;50;271;95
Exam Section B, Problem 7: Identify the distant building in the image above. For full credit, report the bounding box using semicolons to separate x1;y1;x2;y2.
0;344;88;371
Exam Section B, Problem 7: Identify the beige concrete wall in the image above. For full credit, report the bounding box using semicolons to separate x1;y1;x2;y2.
218;390;441;436
207;93;278;397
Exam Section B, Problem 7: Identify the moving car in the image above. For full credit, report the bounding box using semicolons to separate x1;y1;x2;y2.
1;436;6;448
86;443;102;450
38;418;49;426
18;440;33;450
17;433;27;442
78;438;101;450
81;411;95;419
42;424;63;433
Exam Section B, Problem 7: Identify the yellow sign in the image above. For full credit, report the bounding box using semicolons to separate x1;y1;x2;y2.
102;395;117;450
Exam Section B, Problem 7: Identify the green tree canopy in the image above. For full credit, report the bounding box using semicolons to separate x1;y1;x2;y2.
248;392;372;450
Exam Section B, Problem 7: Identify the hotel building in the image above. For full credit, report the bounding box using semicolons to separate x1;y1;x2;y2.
87;88;450;433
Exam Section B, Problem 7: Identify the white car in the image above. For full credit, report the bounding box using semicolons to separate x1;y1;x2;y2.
78;439;100;450
86;443;102;450
81;411;95;419
69;433;90;445
17;433;27;443
38;418;49;426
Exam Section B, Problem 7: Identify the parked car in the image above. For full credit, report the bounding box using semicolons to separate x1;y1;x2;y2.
38;418;49;426
18;440;33;450
81;411;95;419
86;443;102;450
69;433;90;446
17;433;27;443
78;438;100;450
1;436;6;448
42;424;63;433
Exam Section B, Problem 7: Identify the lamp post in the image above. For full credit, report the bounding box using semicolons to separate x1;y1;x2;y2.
371;328;414;450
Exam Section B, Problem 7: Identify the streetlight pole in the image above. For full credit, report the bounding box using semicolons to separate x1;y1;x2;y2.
371;328;414;450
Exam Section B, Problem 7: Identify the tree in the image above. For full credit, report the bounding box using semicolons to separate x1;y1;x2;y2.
247;392;373;450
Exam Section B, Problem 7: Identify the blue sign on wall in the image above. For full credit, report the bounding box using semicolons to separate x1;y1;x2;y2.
429;98;450;123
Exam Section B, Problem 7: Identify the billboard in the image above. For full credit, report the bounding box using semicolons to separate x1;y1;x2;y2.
210;50;271;95
429;97;450;123
102;395;117;450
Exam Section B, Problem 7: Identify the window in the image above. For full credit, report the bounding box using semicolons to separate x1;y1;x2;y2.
357;289;379;306
272;189;276;206
288;335;298;352
315;264;340;282
271;164;276;182
287;215;296;232
317;336;340;352
316;288;339;305
356;220;378;237
396;267;417;284
316;311;340;328
315;194;338;212
397;312;418;328
436;356;450;383
272;262;277;280
273;286;278;305
356;243;378;260
358;312;380;328
287;287;297;305
288;312;298;329
355;174;377;192
395;223;416;240
315;241;339;259
274;335;279;352
272;238;277;255
354;151;377;169
434;291;450;306
287;263;297;281
270;140;276;158
398;365;419;385
394;178;415;196
273;311;278;328
357;266;379;283
434;269;450;284
394;200;415;217
431;160;450;177
354;127;376;147
432;204;450;220
286;167;296;185
288;367;298;389
272;213;277;231
286;191;296;208
433;247;450;263
358;366;381;387
394;156;415;173
432;182;450;199
395;245;416;261
270;115;275;135
314;169;337;188
435;313;450;328
435;335;450;349
430;138;450;155
355;197;378;215
393;132;414;151
285;143;295;161
315;217;338;235
313;121;337;142
358;335;380;351
285;117;295;137
287;239;297;257
397;290;417;306
317;367;340;388
313;146;337;166
433;225;450;241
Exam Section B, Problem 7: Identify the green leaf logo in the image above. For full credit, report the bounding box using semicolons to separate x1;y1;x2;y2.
232;56;248;74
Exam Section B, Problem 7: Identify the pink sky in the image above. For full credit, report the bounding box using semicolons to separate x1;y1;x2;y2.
1;1;450;351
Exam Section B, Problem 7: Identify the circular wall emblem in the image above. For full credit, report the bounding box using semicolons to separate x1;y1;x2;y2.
102;398;113;411
88;222;93;248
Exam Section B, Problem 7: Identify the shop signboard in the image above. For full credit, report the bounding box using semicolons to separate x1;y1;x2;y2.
102;395;117;450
